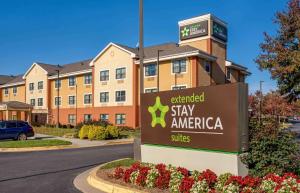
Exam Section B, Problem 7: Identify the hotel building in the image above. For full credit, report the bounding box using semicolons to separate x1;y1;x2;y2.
0;14;250;128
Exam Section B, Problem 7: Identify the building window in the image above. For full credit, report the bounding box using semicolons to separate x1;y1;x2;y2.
69;76;76;86
30;99;35;106
115;114;126;125
37;98;43;106
55;80;61;88
84;114;92;122
13;87;17;94
115;91;126;102
84;73;92;84
37;81;43;90
29;83;34;91
204;61;211;73
172;59;186;73
69;96;75;105
55;97;61;106
145;64;157;76
4;88;8;95
226;68;231;80
172;85;187;90
84;94;92;104
145;88;158;93
116;68;126;79
100;114;109;121
100;92;109;103
100;70;109;81
68;114;76;124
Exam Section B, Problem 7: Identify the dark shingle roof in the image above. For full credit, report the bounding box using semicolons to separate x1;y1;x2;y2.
59;59;92;74
4;75;24;85
36;62;62;76
0;75;15;85
116;42;210;60
0;101;33;110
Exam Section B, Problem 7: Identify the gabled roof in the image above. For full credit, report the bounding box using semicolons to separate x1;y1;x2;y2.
23;62;60;79
59;59;92;74
90;42;137;66
0;75;15;85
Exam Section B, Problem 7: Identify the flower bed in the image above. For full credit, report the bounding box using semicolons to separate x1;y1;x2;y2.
102;161;300;193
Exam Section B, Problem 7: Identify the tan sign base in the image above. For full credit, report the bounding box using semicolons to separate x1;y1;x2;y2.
141;144;248;176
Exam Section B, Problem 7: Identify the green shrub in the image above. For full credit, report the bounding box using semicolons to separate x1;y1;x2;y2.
78;125;91;139
242;118;300;177
106;125;120;139
88;126;107;140
75;120;112;130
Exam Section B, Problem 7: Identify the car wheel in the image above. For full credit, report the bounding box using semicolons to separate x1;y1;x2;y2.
18;133;27;141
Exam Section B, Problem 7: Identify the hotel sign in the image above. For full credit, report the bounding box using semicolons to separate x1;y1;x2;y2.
180;20;208;41
212;21;228;42
141;83;248;152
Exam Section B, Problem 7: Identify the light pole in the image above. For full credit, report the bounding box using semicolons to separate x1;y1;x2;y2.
55;66;60;128
75;83;78;127
139;0;144;123
259;80;264;125
157;49;163;92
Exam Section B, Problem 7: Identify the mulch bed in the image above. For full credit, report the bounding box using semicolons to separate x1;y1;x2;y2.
96;168;170;193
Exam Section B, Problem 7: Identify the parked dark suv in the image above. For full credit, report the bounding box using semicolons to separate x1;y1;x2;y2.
0;121;34;140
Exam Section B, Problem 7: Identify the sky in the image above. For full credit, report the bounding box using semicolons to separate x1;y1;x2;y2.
0;0;289;94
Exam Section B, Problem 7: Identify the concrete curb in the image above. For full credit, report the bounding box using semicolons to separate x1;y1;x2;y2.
87;160;147;193
0;139;133;152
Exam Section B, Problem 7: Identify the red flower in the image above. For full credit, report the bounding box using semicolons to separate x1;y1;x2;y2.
226;175;243;186
155;163;167;174
177;167;189;177
241;175;260;188
131;162;141;170
282;172;298;180
264;173;283;184
136;166;150;186
113;167;124;179
179;177;195;193
198;169;217;187
123;168;134;183
155;170;171;189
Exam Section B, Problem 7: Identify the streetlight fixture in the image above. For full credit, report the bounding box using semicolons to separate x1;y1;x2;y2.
55;65;60;128
259;80;264;125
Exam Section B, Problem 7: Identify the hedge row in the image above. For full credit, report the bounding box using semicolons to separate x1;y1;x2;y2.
78;125;120;140
110;162;300;193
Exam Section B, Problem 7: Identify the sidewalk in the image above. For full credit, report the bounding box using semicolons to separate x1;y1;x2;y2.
33;134;134;148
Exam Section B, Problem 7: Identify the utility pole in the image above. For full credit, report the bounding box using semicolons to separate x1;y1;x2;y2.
157;50;163;92
259;80;264;125
139;0;144;121
75;83;78;127
56;66;60;128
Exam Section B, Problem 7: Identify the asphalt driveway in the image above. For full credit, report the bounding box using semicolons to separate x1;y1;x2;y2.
0;144;133;193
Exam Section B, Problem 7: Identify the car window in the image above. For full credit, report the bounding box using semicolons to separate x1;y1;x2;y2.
0;122;5;129
17;122;26;128
6;122;17;128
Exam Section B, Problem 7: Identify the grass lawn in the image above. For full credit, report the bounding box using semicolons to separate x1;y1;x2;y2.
100;158;135;169
34;127;78;137
0;139;72;148
119;129;141;139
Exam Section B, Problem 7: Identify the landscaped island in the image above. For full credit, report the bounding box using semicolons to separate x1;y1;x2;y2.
96;159;300;193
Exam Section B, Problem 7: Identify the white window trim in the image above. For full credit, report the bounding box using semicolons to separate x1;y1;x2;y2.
115;67;127;80
100;91;109;103
30;99;36;106
54;96;62;107
29;83;34;91
83;93;93;105
84;74;93;85
68;114;76;124
115;113;126;125
84;114;93;122
54;80;62;89
100;114;109;121
68;76;76;87
171;58;188;75
144;87;158;93
4;88;9;96
115;90;126;102
37;98;44;107
144;64;157;78
68;95;76;106
37;81;44;90
13;87;18;94
100;69;110;82
171;84;188;90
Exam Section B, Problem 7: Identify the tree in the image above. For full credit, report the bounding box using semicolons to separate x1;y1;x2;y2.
255;0;300;102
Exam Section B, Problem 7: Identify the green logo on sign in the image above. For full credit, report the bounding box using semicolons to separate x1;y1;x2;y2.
148;96;169;128
181;27;190;37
